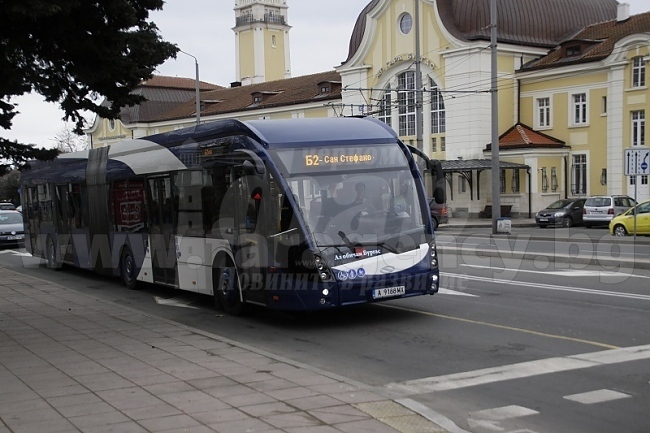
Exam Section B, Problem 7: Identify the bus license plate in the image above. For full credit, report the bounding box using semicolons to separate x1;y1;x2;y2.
372;286;405;299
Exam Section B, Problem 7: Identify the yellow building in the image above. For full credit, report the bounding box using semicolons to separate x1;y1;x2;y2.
518;5;650;205
336;0;622;216
86;0;649;217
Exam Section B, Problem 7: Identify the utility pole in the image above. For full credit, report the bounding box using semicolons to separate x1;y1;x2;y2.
490;0;501;233
415;0;423;152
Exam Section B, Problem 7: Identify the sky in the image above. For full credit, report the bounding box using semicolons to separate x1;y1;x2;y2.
4;0;648;148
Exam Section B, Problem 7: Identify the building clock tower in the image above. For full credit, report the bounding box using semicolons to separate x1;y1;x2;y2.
233;0;292;85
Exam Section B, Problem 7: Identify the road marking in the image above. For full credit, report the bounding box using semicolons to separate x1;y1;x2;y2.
460;264;650;280
563;389;631;404
442;272;650;301
471;405;539;421
379;304;619;349
385;344;650;396
438;288;479;297
468;406;539;432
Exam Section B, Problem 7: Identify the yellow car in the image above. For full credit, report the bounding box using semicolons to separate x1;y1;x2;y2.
609;199;650;236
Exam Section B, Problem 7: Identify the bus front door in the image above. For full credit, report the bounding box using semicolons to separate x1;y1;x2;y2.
231;165;268;304
148;176;177;286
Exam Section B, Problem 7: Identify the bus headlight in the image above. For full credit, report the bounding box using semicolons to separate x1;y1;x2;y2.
315;256;333;282
429;240;438;269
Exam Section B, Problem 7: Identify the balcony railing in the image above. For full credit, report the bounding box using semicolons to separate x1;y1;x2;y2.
236;14;286;26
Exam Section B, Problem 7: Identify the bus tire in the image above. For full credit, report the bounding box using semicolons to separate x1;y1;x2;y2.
120;246;139;290
216;266;245;316
46;236;61;270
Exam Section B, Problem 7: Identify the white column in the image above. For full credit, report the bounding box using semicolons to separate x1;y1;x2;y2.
608;65;625;195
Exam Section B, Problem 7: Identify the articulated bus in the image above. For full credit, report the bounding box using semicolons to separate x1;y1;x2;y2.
20;117;445;314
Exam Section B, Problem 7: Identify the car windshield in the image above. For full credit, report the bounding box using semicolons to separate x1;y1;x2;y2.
546;199;572;209
0;213;23;224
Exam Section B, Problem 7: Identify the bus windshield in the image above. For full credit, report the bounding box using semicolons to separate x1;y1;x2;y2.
270;144;426;247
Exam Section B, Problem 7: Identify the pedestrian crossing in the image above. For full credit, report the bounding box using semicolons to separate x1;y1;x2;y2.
464;388;635;432
385;344;650;395
386;346;649;433
563;389;632;405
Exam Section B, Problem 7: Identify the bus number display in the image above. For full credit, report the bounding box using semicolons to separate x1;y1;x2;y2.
304;153;373;167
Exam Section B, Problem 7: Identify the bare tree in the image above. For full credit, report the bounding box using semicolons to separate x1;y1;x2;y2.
54;125;88;153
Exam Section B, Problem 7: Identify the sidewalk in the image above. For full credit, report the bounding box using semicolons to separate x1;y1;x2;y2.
443;217;537;229
0;266;450;433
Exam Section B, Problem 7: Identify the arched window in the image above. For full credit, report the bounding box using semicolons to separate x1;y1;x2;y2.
430;79;446;134
397;71;416;136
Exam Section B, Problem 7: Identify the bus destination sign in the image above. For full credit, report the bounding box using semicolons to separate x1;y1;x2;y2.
304;153;373;167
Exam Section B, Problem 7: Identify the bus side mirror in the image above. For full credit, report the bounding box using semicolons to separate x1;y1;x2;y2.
236;149;266;177
242;159;265;177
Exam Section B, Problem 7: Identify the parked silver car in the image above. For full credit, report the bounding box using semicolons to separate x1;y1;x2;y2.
583;195;635;228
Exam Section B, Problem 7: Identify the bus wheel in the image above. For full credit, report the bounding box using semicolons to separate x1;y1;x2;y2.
120;247;138;290
216;267;244;316
46;236;61;270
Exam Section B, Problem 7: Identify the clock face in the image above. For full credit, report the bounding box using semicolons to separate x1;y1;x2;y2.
399;13;413;35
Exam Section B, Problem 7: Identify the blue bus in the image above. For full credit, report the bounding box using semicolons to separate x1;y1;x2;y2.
20;117;444;314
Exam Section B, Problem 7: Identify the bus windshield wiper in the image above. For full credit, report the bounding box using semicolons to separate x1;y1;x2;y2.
377;240;400;255
338;231;357;251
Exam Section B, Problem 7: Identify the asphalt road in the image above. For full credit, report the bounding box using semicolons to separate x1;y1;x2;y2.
1;239;648;433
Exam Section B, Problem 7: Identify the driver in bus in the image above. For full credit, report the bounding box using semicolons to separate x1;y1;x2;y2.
393;181;409;214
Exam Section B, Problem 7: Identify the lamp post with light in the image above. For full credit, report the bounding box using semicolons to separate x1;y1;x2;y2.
179;50;200;125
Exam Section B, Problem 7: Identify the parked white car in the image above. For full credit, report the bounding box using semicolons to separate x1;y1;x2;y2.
583;195;635;228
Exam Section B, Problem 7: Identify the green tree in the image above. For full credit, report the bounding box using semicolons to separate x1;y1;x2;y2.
0;0;179;175
0;170;20;205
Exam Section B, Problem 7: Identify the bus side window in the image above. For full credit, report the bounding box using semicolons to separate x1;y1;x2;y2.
110;178;147;233
204;165;232;236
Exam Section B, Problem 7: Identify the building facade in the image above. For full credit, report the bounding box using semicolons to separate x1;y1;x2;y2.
518;6;650;204
86;0;649;217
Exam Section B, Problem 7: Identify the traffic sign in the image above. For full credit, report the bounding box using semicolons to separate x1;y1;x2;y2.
624;147;650;176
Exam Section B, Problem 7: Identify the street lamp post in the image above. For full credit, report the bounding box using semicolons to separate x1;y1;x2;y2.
179;50;200;126
490;0;501;234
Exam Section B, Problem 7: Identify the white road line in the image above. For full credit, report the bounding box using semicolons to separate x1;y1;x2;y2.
385;344;650;395
441;272;650;301
460;264;650;279
438;288;479;297
563;389;632;404
467;405;540;432
470;405;539;421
